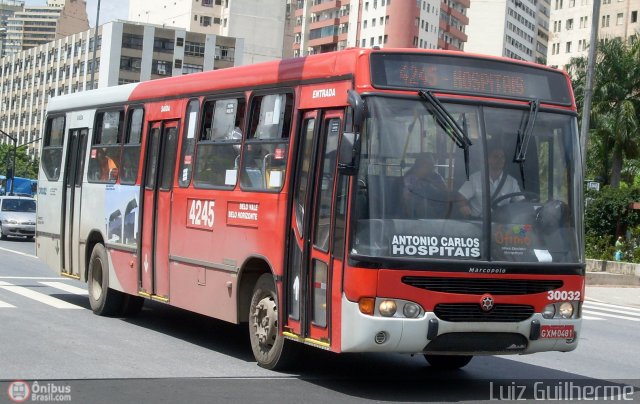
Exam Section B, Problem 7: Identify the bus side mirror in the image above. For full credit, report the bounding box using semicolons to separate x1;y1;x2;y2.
338;90;365;176
338;131;360;176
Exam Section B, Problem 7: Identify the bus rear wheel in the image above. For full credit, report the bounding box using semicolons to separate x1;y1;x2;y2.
424;354;473;369
249;273;299;370
88;243;123;316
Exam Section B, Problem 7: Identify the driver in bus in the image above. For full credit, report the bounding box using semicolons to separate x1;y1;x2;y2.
403;152;448;218
457;142;522;218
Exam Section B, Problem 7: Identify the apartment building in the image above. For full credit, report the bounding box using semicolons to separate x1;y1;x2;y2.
466;0;549;62
128;0;286;64
0;0;23;57
292;0;468;57
547;0;640;69
0;20;243;155
4;0;89;56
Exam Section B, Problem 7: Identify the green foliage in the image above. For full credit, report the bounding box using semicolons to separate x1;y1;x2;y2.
0;144;39;180
585;186;640;262
584;233;615;261
585;186;640;236
568;38;640;188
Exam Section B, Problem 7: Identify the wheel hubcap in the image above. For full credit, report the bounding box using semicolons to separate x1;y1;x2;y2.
252;295;277;349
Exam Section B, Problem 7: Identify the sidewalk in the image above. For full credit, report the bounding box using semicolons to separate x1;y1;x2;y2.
585;286;640;308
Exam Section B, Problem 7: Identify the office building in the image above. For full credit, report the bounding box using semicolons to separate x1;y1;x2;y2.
292;0;467;56
128;0;286;64
0;0;24;57
465;0;550;63
4;0;89;56
0;20;243;155
547;0;640;69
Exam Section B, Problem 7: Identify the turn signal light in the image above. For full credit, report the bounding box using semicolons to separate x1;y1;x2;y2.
358;297;375;315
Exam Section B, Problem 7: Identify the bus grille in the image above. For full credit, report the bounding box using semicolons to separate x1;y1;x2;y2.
434;303;534;322
402;277;563;295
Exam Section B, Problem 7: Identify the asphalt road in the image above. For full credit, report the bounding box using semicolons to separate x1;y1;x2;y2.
0;238;638;403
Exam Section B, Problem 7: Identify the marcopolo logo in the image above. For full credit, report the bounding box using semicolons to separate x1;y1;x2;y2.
7;381;71;403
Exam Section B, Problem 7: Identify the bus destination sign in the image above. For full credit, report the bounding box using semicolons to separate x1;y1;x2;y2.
370;53;572;105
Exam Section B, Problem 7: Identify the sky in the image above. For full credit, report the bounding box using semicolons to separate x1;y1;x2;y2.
24;0;129;27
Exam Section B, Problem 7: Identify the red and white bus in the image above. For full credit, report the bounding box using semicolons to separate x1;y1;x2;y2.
37;48;584;369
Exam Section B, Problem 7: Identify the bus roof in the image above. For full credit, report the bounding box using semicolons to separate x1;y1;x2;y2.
44;48;574;112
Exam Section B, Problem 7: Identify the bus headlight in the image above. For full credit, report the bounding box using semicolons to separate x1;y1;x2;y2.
542;304;556;319
559;302;574;318
403;302;421;318
379;300;397;317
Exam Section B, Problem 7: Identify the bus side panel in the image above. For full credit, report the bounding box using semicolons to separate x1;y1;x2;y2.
36;173;64;273
168;187;287;323
36;124;68;274
108;249;139;295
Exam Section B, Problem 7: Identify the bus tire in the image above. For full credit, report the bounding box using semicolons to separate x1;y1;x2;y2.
424;354;473;369
88;243;123;316
249;273;299;370
120;294;144;317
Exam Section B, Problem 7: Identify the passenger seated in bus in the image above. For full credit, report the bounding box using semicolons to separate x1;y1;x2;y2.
402;153;448;218
458;145;521;218
92;148;118;182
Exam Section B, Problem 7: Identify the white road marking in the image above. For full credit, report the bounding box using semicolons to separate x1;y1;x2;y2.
581;309;640;322
582;302;640;317
0;247;36;258
581;315;604;320
0;281;83;309
0;276;64;280
40;281;87;295
0;299;16;308
584;300;640;314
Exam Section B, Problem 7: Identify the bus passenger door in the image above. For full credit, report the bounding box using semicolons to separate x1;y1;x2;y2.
140;120;179;300
61;128;88;278
287;110;344;345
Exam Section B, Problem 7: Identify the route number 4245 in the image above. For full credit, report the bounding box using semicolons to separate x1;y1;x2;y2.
187;199;215;230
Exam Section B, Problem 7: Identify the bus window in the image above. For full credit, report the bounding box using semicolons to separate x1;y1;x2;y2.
240;93;293;191
88;110;124;183
42;116;65;181
178;99;200;188
120;108;144;185
194;97;245;189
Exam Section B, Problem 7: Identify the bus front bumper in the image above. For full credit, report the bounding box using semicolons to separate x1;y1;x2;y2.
340;294;581;355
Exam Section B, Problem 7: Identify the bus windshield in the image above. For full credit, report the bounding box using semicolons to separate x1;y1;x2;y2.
351;95;581;265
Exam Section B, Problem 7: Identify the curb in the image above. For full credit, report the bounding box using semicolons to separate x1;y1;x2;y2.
586;271;640;286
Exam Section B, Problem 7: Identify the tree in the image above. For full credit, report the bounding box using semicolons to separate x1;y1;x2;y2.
0;144;40;180
568;38;640;188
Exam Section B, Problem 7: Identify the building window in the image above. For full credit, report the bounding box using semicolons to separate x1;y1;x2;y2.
174;59;183;68
632;11;638;23
566;18;573;29
152;60;173;76
617;13;623;25
185;41;205;57
176;37;184;47
602;14;610;27
120;56;142;72
122;33;143;49
202;0;213;6
565;41;572;52
200;16;212;26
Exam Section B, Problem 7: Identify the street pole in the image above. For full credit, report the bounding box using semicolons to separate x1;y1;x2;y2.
90;0;101;89
0;128;17;195
580;0;601;170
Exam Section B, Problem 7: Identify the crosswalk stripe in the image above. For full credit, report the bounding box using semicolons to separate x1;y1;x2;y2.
582;309;640;322
0;281;83;309
0;299;16;308
582;315;604;320
39;282;88;295
584;300;640;314
582;303;640;317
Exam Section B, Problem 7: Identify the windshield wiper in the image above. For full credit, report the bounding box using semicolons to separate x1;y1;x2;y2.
418;90;473;178
514;99;540;188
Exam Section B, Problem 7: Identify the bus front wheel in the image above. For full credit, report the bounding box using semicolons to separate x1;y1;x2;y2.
249;273;299;370
424;354;473;369
88;243;123;316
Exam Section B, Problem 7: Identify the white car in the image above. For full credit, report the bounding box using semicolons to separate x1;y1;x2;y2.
0;196;36;240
